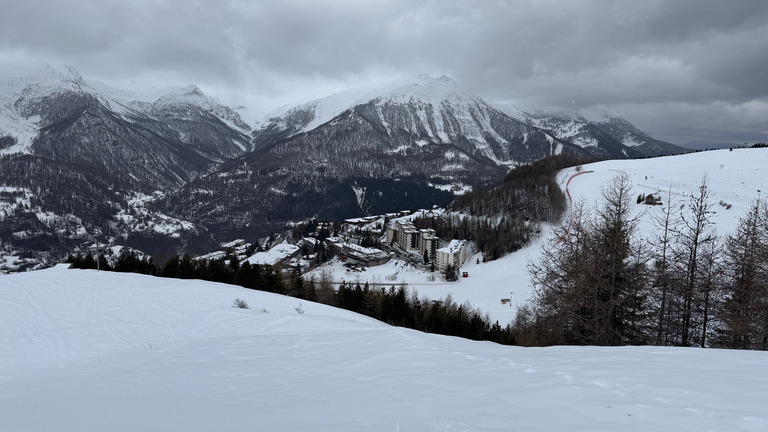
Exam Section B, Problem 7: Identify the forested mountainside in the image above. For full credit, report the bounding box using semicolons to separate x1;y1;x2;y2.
0;64;686;270
408;154;591;261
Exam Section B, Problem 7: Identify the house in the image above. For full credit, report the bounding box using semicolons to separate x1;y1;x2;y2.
644;194;663;206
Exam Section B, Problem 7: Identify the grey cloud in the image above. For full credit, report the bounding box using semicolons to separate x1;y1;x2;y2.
1;0;766;145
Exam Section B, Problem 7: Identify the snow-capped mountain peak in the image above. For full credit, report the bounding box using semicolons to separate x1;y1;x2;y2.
0;62;94;154
372;74;481;107
0;61;87;105
256;74;483;136
153;84;211;108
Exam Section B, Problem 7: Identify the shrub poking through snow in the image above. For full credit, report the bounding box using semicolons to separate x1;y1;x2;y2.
232;298;250;309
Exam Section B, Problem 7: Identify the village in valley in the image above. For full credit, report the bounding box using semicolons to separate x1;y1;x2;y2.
196;207;470;284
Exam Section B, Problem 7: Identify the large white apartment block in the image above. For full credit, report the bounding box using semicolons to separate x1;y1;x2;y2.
436;239;467;272
388;221;459;265
388;221;420;250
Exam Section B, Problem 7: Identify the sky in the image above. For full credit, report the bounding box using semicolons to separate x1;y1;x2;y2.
1;0;766;147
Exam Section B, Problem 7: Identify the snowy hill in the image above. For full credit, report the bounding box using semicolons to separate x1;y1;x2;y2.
307;148;768;326
2;265;766;431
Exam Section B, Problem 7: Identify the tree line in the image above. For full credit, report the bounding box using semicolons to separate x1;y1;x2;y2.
515;173;768;350
66;251;518;345
335;282;515;344
413;154;594;261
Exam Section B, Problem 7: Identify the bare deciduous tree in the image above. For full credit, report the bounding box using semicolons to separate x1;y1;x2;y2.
672;175;717;346
718;196;768;349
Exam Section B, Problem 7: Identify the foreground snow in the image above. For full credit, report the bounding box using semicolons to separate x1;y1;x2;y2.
1;267;766;431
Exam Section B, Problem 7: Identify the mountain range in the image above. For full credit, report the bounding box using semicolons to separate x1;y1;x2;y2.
0;63;686;269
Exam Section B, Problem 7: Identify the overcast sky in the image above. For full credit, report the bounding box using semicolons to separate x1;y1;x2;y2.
1;0;766;147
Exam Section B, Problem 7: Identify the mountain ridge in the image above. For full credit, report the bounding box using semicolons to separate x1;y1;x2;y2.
0;63;689;269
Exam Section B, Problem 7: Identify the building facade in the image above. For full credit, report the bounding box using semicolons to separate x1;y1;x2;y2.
436;239;467;273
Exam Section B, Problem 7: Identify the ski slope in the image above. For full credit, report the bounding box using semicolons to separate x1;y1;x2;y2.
309;148;768;326
1;265;767;431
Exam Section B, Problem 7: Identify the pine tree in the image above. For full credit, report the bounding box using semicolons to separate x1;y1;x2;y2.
289;265;304;298
82;251;97;269
178;254;197;279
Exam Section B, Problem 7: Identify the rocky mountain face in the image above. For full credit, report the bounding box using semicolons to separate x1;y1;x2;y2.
161;76;591;239
161;76;687;240
504;109;686;159
0;64;252;269
590;115;685;157
0;65;685;271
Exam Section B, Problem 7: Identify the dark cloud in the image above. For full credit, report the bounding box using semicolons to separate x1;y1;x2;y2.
1;0;766;145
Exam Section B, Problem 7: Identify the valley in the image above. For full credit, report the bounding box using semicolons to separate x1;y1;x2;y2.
0;64;687;271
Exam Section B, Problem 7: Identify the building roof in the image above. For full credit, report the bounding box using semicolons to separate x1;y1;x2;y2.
438;239;465;254
221;239;246;248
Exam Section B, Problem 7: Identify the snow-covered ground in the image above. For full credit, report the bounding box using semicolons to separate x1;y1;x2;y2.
1;265;766;432
308;148;768;326
305;240;541;327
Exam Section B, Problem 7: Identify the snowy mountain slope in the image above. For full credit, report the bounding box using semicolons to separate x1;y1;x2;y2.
254;74;490;135
306;148;768;326
253;74;582;165
2;266;767;431
142;85;254;160
0;62;88;154
495;105;686;158
592;114;686;156
0;62;252;159
0;63;256;267
256;76;684;165
167;75;593;239
253;75;426;138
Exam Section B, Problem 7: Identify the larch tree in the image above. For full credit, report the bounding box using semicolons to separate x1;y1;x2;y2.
586;172;647;345
649;186;681;345
696;237;724;348
672;175;717;346
718;196;768;350
528;200;591;345
527;173;648;345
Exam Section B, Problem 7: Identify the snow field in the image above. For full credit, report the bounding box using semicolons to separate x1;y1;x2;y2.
1;266;767;431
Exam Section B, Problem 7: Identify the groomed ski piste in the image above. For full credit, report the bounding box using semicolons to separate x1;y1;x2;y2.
2;148;767;431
